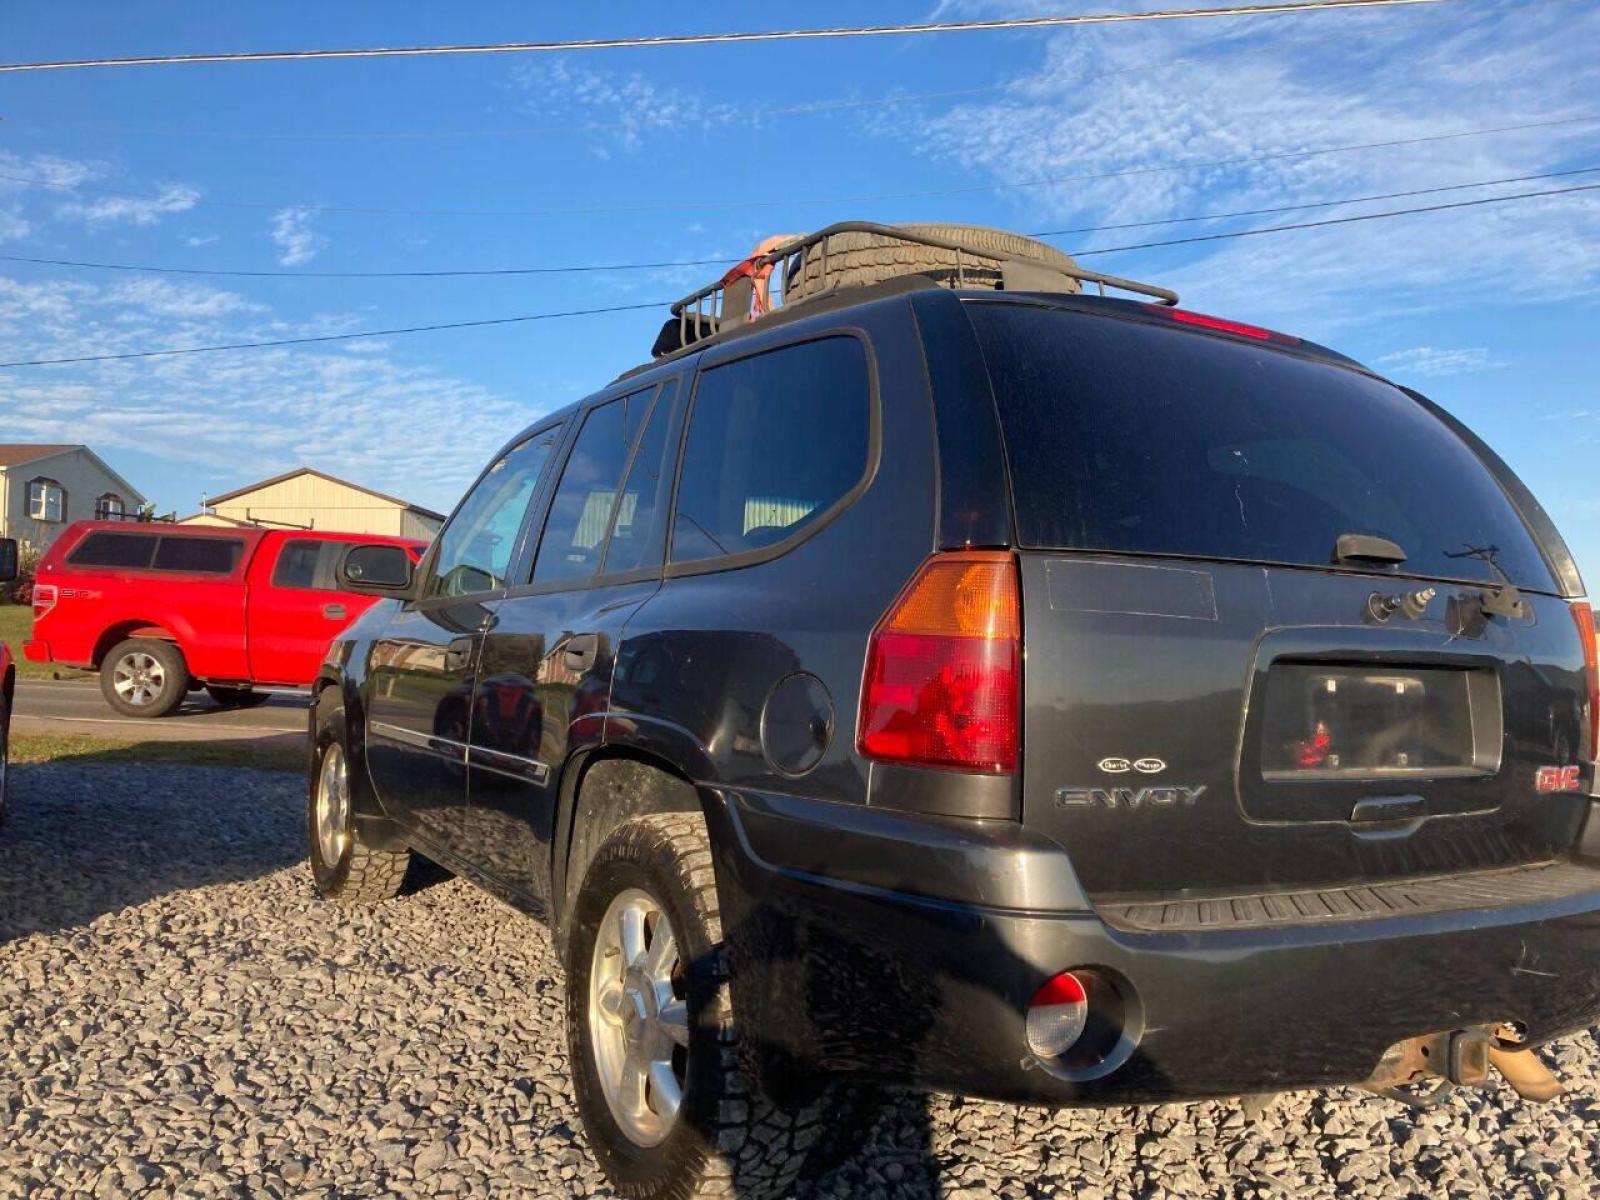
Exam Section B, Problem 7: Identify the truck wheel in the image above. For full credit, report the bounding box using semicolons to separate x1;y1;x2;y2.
565;812;834;1200
206;685;271;709
308;714;411;903
100;638;188;718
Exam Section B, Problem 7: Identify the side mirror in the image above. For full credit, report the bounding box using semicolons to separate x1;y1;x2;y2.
338;543;414;595
0;538;17;584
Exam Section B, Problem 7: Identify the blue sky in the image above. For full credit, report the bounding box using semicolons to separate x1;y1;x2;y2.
1;1;1598;574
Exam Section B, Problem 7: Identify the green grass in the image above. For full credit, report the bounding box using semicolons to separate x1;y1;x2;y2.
10;731;305;773
0;604;90;680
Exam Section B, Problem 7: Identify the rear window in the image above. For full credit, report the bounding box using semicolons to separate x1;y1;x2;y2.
69;532;157;569
966;303;1555;590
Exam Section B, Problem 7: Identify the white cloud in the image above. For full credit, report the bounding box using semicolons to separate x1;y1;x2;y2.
0;210;29;242
508;60;741;152
58;183;201;227
185;234;219;248
1375;345;1499;378
0;271;553;514
892;0;1600;336
270;207;326;266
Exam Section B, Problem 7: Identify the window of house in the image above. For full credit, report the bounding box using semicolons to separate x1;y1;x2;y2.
27;478;65;522
531;387;661;586
95;493;126;521
427;429;559;598
670;337;871;564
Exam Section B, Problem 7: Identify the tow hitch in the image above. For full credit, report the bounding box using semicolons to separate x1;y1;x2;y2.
1362;1024;1563;1108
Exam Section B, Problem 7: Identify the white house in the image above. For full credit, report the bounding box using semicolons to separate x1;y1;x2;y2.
179;467;443;540
0;443;147;549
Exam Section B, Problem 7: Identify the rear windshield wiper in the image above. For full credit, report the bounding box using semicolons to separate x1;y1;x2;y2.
1334;533;1407;566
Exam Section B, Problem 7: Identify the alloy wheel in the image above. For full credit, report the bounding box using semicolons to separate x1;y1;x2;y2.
314;742;351;866
112;651;166;708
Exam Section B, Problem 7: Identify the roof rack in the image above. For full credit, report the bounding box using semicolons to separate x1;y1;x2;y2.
660;221;1179;356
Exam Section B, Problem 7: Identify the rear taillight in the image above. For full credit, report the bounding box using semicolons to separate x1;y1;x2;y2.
1572;601;1599;760
1147;304;1298;344
857;551;1020;773
32;583;58;620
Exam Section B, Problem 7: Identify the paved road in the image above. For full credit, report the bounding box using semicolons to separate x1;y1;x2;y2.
11;678;306;741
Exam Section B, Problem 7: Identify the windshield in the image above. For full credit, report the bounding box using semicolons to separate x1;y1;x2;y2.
966;302;1556;591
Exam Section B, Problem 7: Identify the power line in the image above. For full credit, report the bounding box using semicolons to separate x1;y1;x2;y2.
1063;179;1600;257
0;0;1442;74
0;181;1595;371
6;167;1595;281
0;112;1587;220
0;301;669;368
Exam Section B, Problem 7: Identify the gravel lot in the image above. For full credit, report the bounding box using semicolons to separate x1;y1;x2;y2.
2;760;1598;1199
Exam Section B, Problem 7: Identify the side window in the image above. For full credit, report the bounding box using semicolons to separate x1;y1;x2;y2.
531;387;659;586
153;537;243;574
428;430;558;598
68;531;157;569
272;539;336;590
600;382;677;576
672;337;870;564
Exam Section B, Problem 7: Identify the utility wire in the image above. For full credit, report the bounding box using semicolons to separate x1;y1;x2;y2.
0;0;1442;74
5;167;1595;280
0;113;1586;220
1063;179;1600;256
0;181;1595;371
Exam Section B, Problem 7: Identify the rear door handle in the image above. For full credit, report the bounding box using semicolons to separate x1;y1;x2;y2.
322;603;347;621
563;633;600;672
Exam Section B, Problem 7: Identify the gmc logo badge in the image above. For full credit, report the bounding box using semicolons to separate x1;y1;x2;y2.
1534;765;1581;793
1054;785;1207;811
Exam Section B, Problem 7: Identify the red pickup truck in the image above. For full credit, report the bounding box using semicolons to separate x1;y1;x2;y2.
25;522;426;717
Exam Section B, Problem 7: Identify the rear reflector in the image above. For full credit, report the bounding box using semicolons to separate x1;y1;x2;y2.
1572;601;1599;760
1153;305;1295;343
1026;972;1089;1059
857;552;1020;773
32;583;58;620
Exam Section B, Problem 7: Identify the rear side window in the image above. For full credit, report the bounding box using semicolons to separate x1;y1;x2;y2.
272;539;339;590
152;537;243;574
671;337;870;564
68;532;157;569
966;303;1556;590
532;387;659;586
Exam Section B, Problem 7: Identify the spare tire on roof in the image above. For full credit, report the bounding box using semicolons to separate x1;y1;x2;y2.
779;223;1082;305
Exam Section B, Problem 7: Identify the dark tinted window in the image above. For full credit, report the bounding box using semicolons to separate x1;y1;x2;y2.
429;430;558;597
671;337;870;564
68;532;156;569
532;388;658;585
153;536;243;574
967;303;1555;590
272;539;336;590
601;383;677;575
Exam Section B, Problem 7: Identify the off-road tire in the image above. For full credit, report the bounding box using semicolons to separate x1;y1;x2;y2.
566;811;835;1200
206;685;271;709
781;222;1082;304
100;637;189;718
308;711;412;904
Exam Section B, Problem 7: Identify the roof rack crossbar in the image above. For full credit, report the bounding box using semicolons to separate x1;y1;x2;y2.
667;221;1179;342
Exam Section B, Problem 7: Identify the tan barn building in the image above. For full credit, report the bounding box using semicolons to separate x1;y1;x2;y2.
180;468;444;540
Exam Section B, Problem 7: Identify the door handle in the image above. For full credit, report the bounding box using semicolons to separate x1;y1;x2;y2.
322;603;347;620
563;633;600;673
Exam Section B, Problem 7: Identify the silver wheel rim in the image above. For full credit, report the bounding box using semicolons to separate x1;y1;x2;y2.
589;887;690;1147
112;651;166;707
314;742;351;866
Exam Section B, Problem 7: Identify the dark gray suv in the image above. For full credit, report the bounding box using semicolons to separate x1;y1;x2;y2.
309;224;1600;1199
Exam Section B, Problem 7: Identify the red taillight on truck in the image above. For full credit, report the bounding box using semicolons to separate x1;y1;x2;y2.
1572;601;1599;759
857;552;1020;773
32;583;58;620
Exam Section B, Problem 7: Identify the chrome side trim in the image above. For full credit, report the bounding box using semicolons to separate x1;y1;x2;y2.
369;720;468;764
369;722;553;785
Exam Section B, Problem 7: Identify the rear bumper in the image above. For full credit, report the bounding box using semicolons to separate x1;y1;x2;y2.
22;639;51;663
708;789;1600;1105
